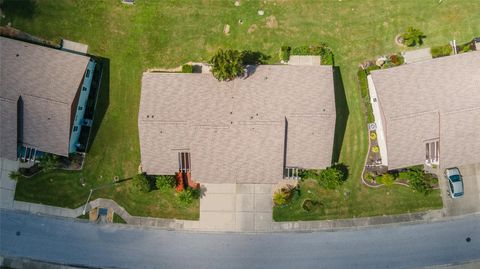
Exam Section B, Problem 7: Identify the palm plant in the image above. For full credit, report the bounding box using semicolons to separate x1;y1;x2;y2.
402;27;425;47
209;49;244;81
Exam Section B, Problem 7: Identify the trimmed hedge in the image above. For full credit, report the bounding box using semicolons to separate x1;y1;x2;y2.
279;46;291;62
431;44;452;58
357;68;375;124
182;64;193;73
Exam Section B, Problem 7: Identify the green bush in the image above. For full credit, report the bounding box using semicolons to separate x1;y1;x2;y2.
357;68;375;124
273;190;288;206
133;173;151;193
318;166;346;189
181;64;193;73
155;175;176;191
379;173;395;187
431;44;452;58
273;184;298;206
279;46;291;62
9;170;24;181
320;48;334;65
401;27;425;47
406;169;433;195
459;42;473;53
178;189;194;206
209;49;244;81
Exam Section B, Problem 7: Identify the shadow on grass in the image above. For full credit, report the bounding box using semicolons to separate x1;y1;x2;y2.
86;56;110;152
1;0;36;19
332;66;349;164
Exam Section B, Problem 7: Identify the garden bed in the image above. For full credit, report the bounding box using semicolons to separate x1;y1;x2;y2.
279;44;334;65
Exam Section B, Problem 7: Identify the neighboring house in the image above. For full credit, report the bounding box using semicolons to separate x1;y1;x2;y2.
138;65;336;184
0;37;96;162
368;51;480;170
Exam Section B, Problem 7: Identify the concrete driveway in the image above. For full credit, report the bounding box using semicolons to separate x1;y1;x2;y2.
199;183;273;232
440;163;480;216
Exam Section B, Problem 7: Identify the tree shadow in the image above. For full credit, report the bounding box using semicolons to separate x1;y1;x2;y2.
333;163;349;182
331;66;349;163
86;56;110;153
241;50;271;65
1;0;37;19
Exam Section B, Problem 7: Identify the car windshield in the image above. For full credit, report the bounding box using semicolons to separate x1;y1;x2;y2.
450;174;461;182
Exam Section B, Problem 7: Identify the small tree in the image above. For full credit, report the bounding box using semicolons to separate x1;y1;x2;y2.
38;154;59;172
402;27;425;47
209;49;244;81
133;173;151;193
407;169;432;195
318;166;345;189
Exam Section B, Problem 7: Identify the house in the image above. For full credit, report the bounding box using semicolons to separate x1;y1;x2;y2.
368;51;480;170
138;65;336;184
0;37;96;162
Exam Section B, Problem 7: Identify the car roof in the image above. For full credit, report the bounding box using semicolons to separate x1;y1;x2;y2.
451;180;464;194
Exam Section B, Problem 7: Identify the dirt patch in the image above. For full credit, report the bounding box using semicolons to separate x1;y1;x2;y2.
247;24;258;33
266;15;278;28
223;24;230;35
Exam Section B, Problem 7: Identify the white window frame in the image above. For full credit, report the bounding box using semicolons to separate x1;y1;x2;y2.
425;140;439;165
178;152;191;172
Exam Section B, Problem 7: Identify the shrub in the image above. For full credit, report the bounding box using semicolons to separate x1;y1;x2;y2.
320;48;334;65
401;27;425;47
273;184;298;206
431;45;452;58
133;173;151;193
279;46;291;62
181;64;193;73
364;172;374;182
156;175;176;191
379;173;395;187
371;146;379;153
178;189;194;206
209;49;244;81
389;54;404;66
38;154;59;171
357;68;368;98
273;190;288;206
370;132;377;140
317;166;345;189
406;169;433;195
459;43;473;53
9;170;23;181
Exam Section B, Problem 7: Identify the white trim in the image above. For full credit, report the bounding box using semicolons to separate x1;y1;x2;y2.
367;75;388;166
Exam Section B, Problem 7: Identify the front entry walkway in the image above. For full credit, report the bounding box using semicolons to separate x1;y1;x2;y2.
199;183;274;232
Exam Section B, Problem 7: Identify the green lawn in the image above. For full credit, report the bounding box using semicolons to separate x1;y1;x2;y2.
4;0;480;220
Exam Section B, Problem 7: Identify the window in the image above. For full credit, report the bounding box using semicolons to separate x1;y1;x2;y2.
85;69;90;78
284;167;299;180
78;106;83;111
82;86;87;92
178;152;191;172
425;140;439;164
73;126;78;132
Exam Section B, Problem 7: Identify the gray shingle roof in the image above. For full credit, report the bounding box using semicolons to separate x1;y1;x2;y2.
138;65;336;183
370;51;480;169
0;37;90;158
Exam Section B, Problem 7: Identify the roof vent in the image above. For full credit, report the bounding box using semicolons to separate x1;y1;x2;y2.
16;54;19;57
147;115;150;118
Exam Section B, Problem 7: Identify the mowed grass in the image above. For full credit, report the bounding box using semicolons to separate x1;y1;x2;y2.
5;0;480;220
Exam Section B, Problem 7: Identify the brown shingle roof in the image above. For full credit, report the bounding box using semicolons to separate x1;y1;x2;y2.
0;37;89;158
370;51;480;169
138;65;336;183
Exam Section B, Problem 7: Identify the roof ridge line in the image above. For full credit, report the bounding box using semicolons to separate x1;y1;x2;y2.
21;93;69;105
443;106;480;115
389;110;439;120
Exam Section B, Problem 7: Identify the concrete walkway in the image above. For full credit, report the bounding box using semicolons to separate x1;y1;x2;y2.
0;158;18;209
403;48;433;64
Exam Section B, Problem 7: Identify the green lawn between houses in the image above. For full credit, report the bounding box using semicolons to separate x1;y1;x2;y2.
5;0;480;220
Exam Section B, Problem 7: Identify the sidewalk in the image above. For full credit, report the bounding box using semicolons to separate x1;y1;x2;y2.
0;158;460;233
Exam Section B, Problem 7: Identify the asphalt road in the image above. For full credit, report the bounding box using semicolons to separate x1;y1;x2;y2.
0;210;479;269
